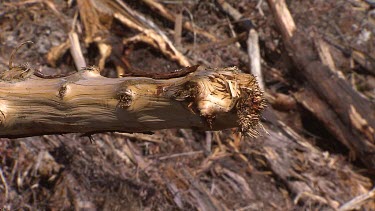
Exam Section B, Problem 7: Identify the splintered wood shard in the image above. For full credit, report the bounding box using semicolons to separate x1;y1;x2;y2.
0;66;266;138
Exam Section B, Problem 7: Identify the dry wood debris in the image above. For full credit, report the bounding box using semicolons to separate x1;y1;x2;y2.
0;0;375;210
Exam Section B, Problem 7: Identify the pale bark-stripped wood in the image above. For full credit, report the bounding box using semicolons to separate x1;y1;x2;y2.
247;29;264;90
265;0;296;43
0;66;265;138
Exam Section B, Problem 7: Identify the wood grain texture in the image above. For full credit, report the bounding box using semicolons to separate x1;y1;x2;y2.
0;66;266;138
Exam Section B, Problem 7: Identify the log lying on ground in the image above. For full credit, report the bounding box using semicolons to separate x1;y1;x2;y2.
266;0;375;168
0;65;266;138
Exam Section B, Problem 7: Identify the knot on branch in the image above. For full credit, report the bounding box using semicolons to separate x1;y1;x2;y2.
117;89;133;109
58;83;68;100
0;103;6;127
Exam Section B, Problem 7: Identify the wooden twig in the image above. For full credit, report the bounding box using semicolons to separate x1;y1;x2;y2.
111;0;190;66
247;29;264;90
0;167;8;203
174;11;183;47
338;186;375;211
315;38;339;73
351;50;375;76
166;182;184;209
216;0;265;90
158;151;203;160
293;192;336;208
8;41;33;70
69;31;87;70
114;132;164;144
221;168;255;200
265;0;296;44
216;0;242;21
205;131;212;152
46;40;70;67
76;0;108;45
69;10;86;70
256;0;265;16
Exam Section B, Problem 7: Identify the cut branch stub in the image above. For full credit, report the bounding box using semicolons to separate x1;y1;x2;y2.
0;66;266;138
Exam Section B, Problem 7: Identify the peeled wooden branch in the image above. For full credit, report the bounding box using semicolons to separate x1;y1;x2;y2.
0;66;266;138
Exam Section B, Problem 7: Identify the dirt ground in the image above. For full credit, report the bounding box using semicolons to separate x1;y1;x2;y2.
0;0;375;210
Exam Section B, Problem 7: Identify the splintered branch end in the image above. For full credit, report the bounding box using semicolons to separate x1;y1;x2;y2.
187;68;267;135
237;77;267;137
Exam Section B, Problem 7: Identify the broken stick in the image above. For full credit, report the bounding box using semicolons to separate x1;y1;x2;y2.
0;65;266;138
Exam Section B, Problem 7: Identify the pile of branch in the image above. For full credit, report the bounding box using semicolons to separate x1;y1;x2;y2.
266;0;375;169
